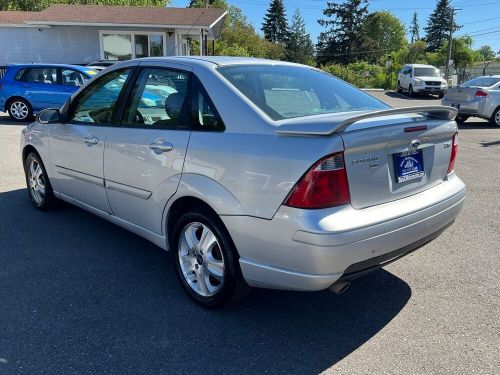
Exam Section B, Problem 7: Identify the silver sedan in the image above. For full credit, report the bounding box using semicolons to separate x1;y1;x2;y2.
442;75;500;126
20;57;465;307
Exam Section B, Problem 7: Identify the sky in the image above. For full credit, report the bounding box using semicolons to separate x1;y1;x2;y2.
170;0;500;54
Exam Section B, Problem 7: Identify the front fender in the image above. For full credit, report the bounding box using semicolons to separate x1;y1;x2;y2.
161;173;245;236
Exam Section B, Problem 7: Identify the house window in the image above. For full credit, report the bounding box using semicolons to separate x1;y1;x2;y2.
100;31;166;60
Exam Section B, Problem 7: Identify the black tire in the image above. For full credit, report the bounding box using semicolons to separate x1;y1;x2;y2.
7;98;33;122
24;152;59;210
172;206;250;308
397;82;403;93
455;115;469;124
490;107;500;127
408;84;415;97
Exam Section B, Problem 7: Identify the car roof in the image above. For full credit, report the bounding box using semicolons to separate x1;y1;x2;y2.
134;56;305;68
6;63;96;72
406;64;438;68
472;75;500;79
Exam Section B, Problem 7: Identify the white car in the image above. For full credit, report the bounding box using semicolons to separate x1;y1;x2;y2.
397;64;448;98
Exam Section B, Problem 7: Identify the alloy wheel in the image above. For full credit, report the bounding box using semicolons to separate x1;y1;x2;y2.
10;101;29;120
178;222;225;297
28;159;46;204
495;110;500;127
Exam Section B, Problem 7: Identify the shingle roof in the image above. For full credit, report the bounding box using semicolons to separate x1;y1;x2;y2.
0;5;226;28
0;11;38;25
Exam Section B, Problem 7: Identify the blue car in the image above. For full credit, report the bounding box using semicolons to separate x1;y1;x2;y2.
0;64;97;121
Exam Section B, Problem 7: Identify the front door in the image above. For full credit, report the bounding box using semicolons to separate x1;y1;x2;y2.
49;67;133;212
104;65;192;234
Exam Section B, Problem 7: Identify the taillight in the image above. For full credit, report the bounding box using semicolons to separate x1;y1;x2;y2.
284;152;351;209
475;90;488;98
447;133;458;174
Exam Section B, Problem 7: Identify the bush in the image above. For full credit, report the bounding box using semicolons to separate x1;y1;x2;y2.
321;62;395;89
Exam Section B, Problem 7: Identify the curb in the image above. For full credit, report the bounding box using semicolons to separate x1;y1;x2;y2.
361;88;385;92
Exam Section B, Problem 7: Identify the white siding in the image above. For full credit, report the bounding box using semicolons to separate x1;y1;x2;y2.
0;25;175;65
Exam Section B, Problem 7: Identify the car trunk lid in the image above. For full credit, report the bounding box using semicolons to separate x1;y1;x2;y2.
445;86;482;102
276;106;458;209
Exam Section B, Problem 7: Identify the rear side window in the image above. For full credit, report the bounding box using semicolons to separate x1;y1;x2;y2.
71;68;131;124
217;65;387;121
16;68;57;84
191;76;224;131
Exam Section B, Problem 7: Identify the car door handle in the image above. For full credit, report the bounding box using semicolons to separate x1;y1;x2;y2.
83;136;99;145
149;140;173;154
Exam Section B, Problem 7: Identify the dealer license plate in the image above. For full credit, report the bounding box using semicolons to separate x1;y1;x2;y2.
394;150;424;183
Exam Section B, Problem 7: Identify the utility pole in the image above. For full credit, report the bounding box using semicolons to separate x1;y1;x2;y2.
445;7;461;82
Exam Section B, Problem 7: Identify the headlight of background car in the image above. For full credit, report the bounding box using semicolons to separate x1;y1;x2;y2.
415;80;425;86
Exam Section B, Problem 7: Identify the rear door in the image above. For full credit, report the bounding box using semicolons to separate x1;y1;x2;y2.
18;67;59;109
340;115;456;209
103;62;192;234
49;67;133;212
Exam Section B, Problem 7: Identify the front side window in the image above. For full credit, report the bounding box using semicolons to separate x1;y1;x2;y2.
21;68;57;84
61;69;90;87
71;69;131;124
217;65;388;121
121;68;189;128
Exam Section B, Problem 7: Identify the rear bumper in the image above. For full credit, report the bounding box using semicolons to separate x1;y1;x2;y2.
222;174;465;291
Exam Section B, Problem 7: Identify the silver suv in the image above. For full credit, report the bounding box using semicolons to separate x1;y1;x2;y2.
21;57;465;307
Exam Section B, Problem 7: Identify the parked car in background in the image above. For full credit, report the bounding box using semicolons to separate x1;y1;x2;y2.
0;64;97;121
397;64;448;98
442;75;500;126
20;57;465;307
85;60;117;71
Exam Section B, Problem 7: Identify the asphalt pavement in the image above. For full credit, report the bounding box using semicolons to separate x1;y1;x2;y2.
0;93;499;374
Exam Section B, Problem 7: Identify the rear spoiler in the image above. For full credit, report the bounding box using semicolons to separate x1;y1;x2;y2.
275;106;458;136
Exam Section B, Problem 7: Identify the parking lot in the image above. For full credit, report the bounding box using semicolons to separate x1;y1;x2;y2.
0;92;499;374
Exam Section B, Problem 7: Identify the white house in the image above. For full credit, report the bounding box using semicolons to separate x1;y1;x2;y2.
0;4;227;65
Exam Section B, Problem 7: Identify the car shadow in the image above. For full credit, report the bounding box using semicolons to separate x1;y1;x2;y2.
457;122;494;130
0;189;412;374
384;91;441;101
0;112;32;125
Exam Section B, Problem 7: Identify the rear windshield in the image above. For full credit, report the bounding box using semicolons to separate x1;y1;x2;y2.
217;65;388;120
462;77;500;87
414;67;441;77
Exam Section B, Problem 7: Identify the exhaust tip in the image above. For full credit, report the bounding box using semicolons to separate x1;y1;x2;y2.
329;281;351;295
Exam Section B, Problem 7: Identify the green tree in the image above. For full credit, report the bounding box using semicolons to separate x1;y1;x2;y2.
424;0;459;52
285;9;314;65
262;0;288;45
410;11;420;43
438;36;480;73
0;0;170;11
190;0;284;59
362;11;407;63
317;0;369;65
477;45;496;61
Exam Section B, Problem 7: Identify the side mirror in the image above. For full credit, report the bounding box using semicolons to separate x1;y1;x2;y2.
37;108;61;124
